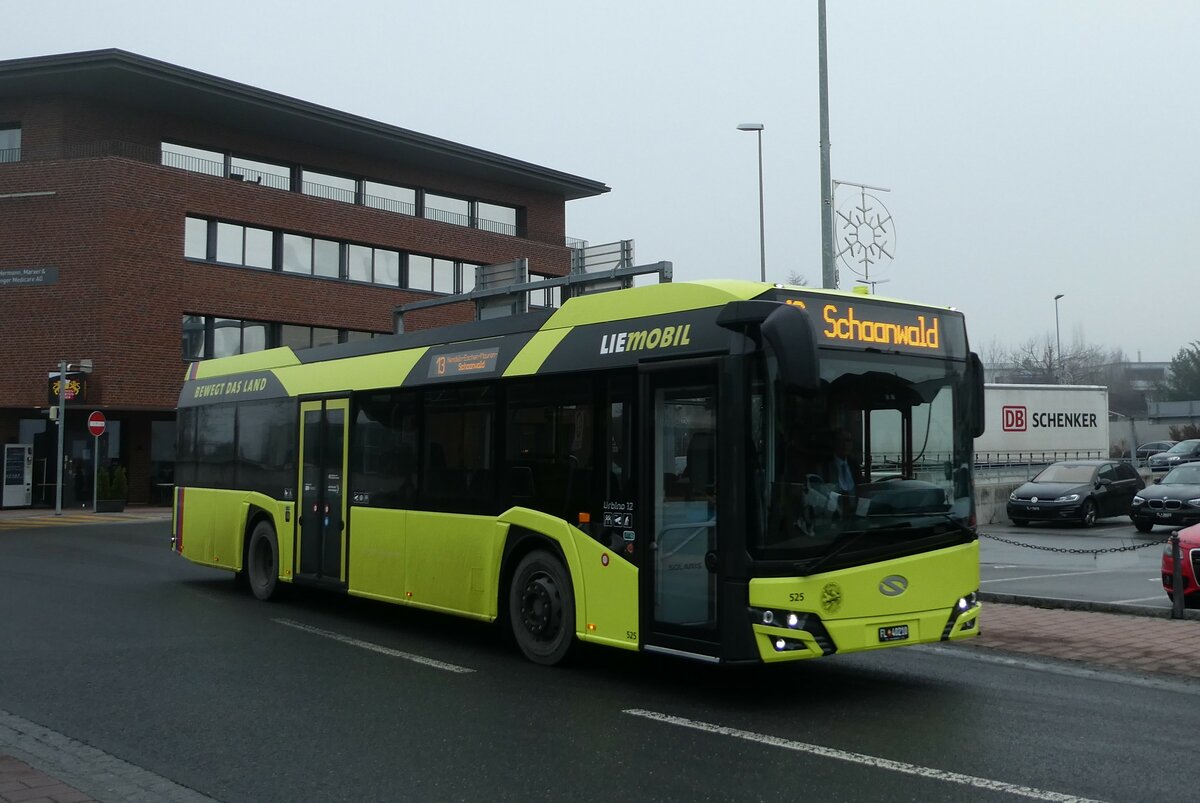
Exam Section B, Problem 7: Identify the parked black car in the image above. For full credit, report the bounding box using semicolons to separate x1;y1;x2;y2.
1147;439;1200;472
1131;464;1200;532
1007;459;1145;527
1133;440;1177;461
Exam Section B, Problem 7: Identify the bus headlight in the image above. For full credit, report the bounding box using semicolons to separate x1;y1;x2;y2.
750;607;808;630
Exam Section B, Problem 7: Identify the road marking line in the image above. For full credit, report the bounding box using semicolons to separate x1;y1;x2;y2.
623;709;1104;802
1109;595;1167;604
981;569;1113;583
274;618;474;674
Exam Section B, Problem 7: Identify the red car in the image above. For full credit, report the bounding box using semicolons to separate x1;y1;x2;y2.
1162;522;1200;608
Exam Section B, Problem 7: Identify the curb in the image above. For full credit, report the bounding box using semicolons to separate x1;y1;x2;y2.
979;591;1200;621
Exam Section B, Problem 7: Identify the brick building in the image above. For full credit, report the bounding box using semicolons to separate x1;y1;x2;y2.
0;49;608;507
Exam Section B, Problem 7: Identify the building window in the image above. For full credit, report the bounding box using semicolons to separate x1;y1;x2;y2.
181;316;273;360
184;217;209;260
280;324;313;350
182;315;206;360
313;238;341;278
303;170;357;204
347;244;373;283
477;202;518;236
243;322;268;352
347;246;400;286
244;228;274;269
0;125;21;163
282;234;313;274
185;217;481;294
312;327;338;348
374;249;400;287
423;193;471;227
212;318;245;358
461;263;478;293
433;258;455;294
364;181;416;215
408;254;433;291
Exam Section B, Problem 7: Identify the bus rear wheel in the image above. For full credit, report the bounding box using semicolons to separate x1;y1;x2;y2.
247;520;280;601
509;550;575;666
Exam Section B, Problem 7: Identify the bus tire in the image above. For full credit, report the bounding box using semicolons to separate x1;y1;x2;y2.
509;550;575;666
247;520;280;601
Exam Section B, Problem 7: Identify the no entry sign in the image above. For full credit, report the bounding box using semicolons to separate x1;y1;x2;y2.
87;411;106;437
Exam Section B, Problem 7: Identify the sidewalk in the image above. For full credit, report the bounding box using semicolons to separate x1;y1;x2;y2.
0;506;171;531
0;755;96;803
966;599;1200;681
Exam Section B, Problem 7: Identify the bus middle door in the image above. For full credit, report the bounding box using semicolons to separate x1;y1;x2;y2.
296;398;349;587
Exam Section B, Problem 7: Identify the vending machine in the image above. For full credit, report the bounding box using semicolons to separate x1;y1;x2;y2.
3;444;33;508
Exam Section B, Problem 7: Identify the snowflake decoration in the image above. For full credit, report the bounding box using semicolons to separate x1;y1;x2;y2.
835;189;895;280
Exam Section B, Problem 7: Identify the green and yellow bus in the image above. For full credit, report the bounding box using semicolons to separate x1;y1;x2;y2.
172;280;985;665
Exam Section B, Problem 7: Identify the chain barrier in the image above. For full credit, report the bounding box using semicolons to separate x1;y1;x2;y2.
979;531;1169;555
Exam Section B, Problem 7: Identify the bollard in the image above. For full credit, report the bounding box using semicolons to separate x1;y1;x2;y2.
1170;530;1185;620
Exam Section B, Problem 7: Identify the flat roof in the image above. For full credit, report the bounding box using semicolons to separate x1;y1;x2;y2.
0;49;610;200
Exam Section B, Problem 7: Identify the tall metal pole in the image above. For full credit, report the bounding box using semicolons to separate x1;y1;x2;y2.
55;359;66;516
755;129;766;282
1054;294;1064;383
818;0;836;289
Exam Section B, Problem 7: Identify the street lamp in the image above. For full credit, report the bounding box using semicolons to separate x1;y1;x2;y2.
53;358;93;515
737;123;766;282
1054;294;1064;383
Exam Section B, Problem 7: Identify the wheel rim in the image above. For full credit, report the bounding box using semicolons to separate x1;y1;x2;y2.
1083;503;1096;526
520;573;562;642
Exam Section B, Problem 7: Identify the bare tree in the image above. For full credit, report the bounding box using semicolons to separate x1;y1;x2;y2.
785;271;809;286
1003;334;1109;385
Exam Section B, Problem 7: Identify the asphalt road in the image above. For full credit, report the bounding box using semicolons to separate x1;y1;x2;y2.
980;517;1174;610
2;520;1198;802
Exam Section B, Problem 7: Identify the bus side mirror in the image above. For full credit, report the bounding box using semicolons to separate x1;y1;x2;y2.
968;352;985;439
761;304;820;393
717;301;820;393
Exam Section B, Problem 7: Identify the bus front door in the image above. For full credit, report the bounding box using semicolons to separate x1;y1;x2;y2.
642;368;720;660
296;398;350;586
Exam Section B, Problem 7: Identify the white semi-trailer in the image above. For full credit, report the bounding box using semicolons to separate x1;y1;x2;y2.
975;384;1109;462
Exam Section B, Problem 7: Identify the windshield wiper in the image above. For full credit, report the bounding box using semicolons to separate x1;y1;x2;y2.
797;529;876;576
927;512;977;539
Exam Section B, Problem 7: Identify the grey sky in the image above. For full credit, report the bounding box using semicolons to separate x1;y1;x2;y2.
6;1;1195;362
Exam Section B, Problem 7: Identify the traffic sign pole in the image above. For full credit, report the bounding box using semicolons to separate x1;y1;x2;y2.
87;411;106;514
55;360;66;516
92;433;99;513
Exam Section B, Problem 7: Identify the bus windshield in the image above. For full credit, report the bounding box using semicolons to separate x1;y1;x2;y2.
749;351;975;567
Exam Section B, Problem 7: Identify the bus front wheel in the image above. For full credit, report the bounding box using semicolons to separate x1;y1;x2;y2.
247;520;280;601
509;550;575;666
